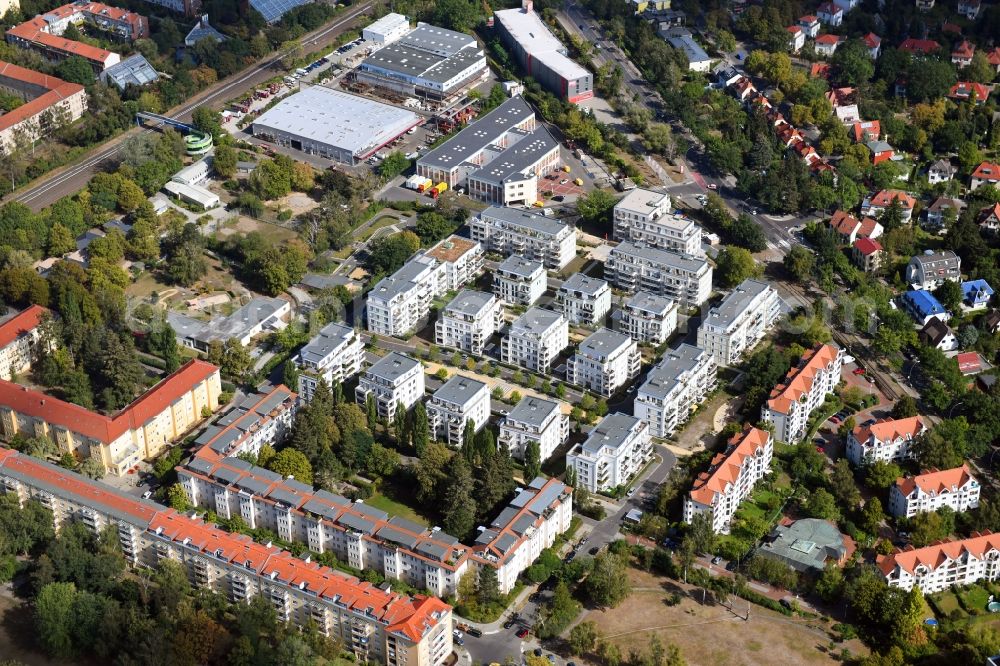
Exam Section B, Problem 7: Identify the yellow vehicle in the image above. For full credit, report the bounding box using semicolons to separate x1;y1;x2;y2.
533;200;545;207
435;182;448;193
574;177;583;186
562;165;571;173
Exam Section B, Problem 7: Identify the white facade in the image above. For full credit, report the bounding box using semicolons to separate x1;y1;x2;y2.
613;189;703;256
761;344;843;444
296;322;364;402
696;279;781;366
879;533;1000;594
434;290;504;356
634;344;717;438
0;306;44;381
617;292;678;345
426;375;490;448
906;250;962;291
366;255;445;337
493;256;546;306
605;241;713;309
566;413;652;493
498;395;568;462
470;206;578;270
500;307;568;374
889;466;980;518
419;236;484;292
566;328;640;397
363;13;410;45
556;274;611;326
355;352;426;421
845;416;927;465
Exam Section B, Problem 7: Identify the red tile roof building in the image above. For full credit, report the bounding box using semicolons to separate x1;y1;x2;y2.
951;40;975;66
971;161;1000;190
899;38;940;55
6;2;149;72
852;237;884;273
862;189;916;223
684;426;773;534
846;416;927;465
0;62;87;154
949;81;991;104
851;119;880;143
761;344;843;443
0;305;48;380
890;465;980;518
0;447;453;665
878;531;1000;593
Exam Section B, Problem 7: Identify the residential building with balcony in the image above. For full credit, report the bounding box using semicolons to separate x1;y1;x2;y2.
426;375;490;448
470;206;577;270
906;250;961;291
616;292;678;345
493;256;546;306
605;241;712;309
296;322;364;403
355;353;425;422
555;274;611;327
498;395;568;462
566;413;651;493
845;416;927;465
366;254;445;337
878;532;1000;594
684;426;773;534
189;384;297;463
435;290;504;355
500;307;568;374
0;305;46;381
566;328;640;397
419;236;484;292
613;188;703;256
889;465;980;518
760;343;843;444
696;279;781;366
634;344;717;438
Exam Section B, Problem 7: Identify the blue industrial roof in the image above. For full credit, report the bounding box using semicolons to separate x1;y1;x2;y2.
903;289;947;318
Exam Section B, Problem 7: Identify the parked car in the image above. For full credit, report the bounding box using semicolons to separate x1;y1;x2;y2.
853;367;866;375
534;648;543;657
467;627;482;638
503;619;514;629
516;628;530;638
707;183;718;190
711;556;723;565
830;415;841;424
862;419;876;427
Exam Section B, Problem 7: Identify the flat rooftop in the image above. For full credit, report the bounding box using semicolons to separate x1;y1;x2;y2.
505;395;559;428
705;279;773;328
498;255;544;278
424;235;479;263
298;322;356;366
480;205;571;237
579;413;642;455
365;352;420;383
625;291;675;315
639;343;708;400
561;273;608;296
360;41;484;85
419;96;534;171
612;241;709;273
252;87;420;158
494;7;590;81
471;125;560;186
616;187;670;215
444;290;496;317
432;374;487;406
511;307;564;336
577;328;633;361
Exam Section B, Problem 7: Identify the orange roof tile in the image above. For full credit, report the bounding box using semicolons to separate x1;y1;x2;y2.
878;531;1000;576
689;426;770;506
0;305;47;350
895;464;975;498
766;344;840;415
952;40;975;59
851;416;925;445
971;161;1000;182
830;209;860;235
870;189;915;209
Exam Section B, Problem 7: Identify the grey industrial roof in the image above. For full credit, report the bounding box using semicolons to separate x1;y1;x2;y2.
667;34;711;64
471;125;560;185
360;40;484;85
612;241;709;273
625;291;675;315
756;518;848;573
498;255;544;278
368;256;436;301
444;290;496;317
100;54;158;89
576;328;633;361
365;352;421;383
510;307;565;336
560;273;608;296
299;322;356;366
506;395;559;428
480;205;571;237
253;87;420;158
704;279;772;328
167;296;287;345
419;96;534;170
433;374;487;406
580;413;642;455
400;22;476;55
494;7;590;81
639;343;707;400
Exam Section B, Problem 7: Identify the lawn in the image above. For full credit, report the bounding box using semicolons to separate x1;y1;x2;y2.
932;590;962;616
960;584;992;613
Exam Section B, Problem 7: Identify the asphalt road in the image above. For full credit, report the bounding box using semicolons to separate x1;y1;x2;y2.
9;1;374;212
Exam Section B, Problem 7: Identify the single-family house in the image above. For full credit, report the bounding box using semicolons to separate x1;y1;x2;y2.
902;290;950;326
951;40;975;67
950;82;991;104
851;120;880;142
957;352;985;376
984;311;1000;335
971;162;1000;191
958;0;982;20
862;189;916;223
925;196;965;228
978;203;1000;233
852;238;884;273
799;15;821;38
987;47;1000;74
787;26;806;52
815;33;843;56
906;250;961;290
810;62;831;79
867;139;894;165
863;33;881;59
829;210;883;244
961;279;994;311
899;38;940;56
927;159;956;185
918;318;958;351
834;0;859;12
817;2;844;26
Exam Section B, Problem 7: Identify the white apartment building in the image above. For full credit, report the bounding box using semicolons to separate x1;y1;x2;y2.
435;290;504;356
419;236;484;292
845;416;927;465
566;328;640;397
366;255;444;337
296;322;364;402
613;188;703;256
494;255;547;306
566;413;652;493
501;307;568;374
617;292;678;345
697;279;781;366
473;477;573;594
498;395;568;462
761;343;843;444
879;532;1000;594
191;384;297;462
605;241;713;309
355;352;425;421
906;250;962;291
426;375;490;448
0;305;45;381
889;465;980;518
683;426;773;534
556;274;611;327
470;206;578;270
634;344;717;438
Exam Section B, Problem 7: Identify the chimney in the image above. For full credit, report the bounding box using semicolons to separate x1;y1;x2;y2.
523;0;533;12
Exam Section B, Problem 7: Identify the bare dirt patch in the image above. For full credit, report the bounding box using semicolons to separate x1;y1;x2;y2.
278;192;319;216
586;568;868;666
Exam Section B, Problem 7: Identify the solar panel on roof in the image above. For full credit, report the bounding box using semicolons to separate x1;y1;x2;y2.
249;0;312;23
415;541;448;562
187;457;214;475
388;516;427;535
236;476;272;495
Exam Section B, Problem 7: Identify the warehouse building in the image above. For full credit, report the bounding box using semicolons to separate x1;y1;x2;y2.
252;87;421;165
494;1;593;104
363;13;410;45
357;22;488;102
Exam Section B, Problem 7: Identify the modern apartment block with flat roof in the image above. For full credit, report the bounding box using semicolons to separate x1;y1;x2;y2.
420;236;483;291
566;413;651;493
426;375;490;448
697;279;781;366
501;307;568;374
634;344;717;438
355;353;425;421
616;292;678;345
556;274;611;327
613;188;703;256
470;206;577;270
435;290;504;356
566;328;640;397
295;323;364;403
605;241;713;309
494;256;547;306
499;395;568;462
366;255;444;337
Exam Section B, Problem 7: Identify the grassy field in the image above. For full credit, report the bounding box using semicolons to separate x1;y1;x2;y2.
364;493;430;527
586;568;869;666
933;591;961;616
961;585;992;613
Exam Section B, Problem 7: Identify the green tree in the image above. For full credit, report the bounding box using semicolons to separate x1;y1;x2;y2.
47;223;75;257
56;57;95;85
814;561;844;602
714;246;763;287
415;443;452;505
832;39;875;86
933;279;963;314
865;460;903;488
568;620;601;656
585;551;631;608
167;483;191;511
861;497;885;535
577;189;617;225
379;151;410;180
411;401;429;456
213;143;238;179
441;454;476;538
35;582;78;658
804;488;839;520
783;245;815;283
221;338;253;383
192;107;223;141
267;448;313;483
475;565;500;607
524;440;542;480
